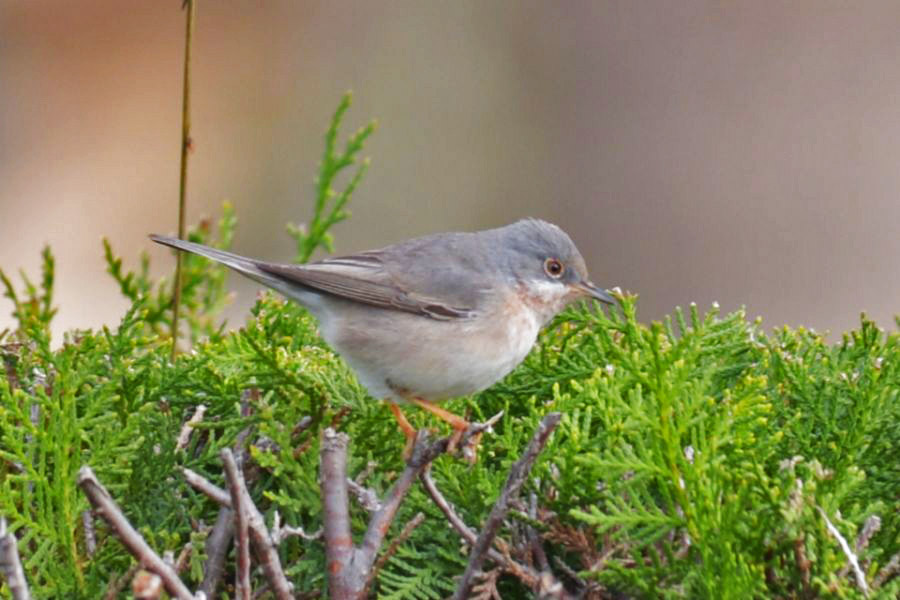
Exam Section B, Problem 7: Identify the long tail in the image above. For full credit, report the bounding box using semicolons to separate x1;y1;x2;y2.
149;234;297;298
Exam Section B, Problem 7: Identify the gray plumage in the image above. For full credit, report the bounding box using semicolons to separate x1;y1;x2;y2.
150;219;612;401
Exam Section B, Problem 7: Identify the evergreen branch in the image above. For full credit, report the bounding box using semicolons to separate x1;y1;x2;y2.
288;91;376;263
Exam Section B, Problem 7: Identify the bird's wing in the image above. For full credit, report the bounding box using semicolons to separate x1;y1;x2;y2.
257;252;478;320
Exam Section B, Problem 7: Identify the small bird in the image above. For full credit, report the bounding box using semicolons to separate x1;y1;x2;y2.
151;219;614;456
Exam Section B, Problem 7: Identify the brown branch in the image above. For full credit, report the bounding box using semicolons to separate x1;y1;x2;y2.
527;492;549;573
271;511;323;544
452;413;561;600
0;517;30;600
374;512;424;574
362;512;425;598
222;450;251;600
198;507;234;598
221;449;295;600
82;509;97;558
421;453;576;597
357;430;441;565
321;414;502;599
77;467;195;600
347;478;381;512
420;471;481;548
176;404;207;451
170;0;196;360
320;428;357;598
199;401;255;599
183;467;232;507
174;542;193;575
873;551;899;589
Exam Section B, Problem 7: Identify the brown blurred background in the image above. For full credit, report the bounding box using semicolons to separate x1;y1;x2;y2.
2;1;898;340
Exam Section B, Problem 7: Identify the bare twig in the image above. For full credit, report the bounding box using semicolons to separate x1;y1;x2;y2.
357;427;477;567
176;404;207;451
170;0;196;360
82;509;97;557
873;551;899;589
361;512;425;600
199;401;255;599
420;439;575;597
452;413;561;600
855;515;882;553
420;471;481;548
840;515;882;579
222;451;251;600
77;467;196;600
198;507;234;599
320;429;356;597
551;556;586;591
347;478;381;512
183;467;232;507
321;414;502;598
528;492;550;573
0;517;30;600
374;512;425;574
354;461;378;485
174;542;193;575
221;449;294;600
470;567;502;600
271;511;323;544
818;506;869;597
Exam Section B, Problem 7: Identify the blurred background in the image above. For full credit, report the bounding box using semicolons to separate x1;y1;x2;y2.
2;1;898;340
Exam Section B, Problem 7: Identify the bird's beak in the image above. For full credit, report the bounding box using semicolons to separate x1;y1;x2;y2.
575;280;616;305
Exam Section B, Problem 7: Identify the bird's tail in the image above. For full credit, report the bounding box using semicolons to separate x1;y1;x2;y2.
149;234;296;298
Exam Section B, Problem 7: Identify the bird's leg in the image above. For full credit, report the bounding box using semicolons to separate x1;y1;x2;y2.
389;403;417;459
410;398;475;459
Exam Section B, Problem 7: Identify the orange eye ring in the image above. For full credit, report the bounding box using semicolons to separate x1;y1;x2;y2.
544;257;565;278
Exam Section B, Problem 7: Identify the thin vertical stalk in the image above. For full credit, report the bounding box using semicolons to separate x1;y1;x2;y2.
170;0;196;361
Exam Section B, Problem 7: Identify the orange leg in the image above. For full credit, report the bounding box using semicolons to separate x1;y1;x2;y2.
410;398;476;458
410;398;470;432
389;404;417;458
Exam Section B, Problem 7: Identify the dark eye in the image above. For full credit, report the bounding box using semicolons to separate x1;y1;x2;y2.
543;257;565;278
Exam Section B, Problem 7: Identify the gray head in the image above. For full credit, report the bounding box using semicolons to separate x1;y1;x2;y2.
487;218;614;320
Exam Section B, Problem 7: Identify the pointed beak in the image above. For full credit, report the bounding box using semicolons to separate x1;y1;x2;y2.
576;280;616;305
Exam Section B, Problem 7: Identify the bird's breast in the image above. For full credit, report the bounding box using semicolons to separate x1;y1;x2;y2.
322;290;542;402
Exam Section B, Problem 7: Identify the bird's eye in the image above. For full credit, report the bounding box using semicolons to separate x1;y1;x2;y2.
543;257;565;279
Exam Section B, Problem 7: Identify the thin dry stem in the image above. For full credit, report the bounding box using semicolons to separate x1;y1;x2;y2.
170;0;196;360
222;450;251;600
176;404;207;451
77;467;195;600
183;467;232;507
452;413;561;600
221;449;294;600
0;517;30;600
374;512;425;574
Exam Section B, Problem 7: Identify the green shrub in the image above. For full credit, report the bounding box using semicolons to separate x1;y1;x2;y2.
0;96;897;599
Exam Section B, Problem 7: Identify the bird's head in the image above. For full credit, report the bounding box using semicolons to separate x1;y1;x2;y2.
494;218;615;324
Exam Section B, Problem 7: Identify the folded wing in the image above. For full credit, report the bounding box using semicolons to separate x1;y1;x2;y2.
257;253;477;320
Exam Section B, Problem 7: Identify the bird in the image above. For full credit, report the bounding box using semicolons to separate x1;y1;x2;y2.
151;218;614;457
